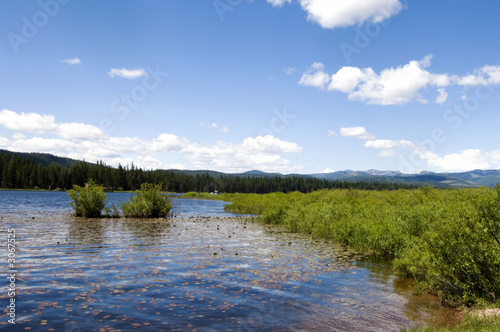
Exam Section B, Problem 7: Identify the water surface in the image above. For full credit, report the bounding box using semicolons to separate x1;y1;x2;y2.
0;191;461;331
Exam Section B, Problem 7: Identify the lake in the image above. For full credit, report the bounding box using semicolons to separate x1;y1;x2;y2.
0;191;461;331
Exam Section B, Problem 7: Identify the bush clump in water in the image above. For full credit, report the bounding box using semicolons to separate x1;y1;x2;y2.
68;180;107;218
121;182;171;218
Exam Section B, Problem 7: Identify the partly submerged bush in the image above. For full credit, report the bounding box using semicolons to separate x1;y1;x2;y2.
68;180;107;218
121;183;171;218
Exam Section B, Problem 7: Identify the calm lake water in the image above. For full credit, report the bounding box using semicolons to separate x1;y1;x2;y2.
0;191;461;331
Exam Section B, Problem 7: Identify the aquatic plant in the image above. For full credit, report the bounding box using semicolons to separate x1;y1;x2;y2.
224;186;500;306
68;180;107;217
121;182;172;218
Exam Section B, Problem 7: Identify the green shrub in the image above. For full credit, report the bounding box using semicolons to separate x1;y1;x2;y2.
68;180;107;217
121;183;171;218
181;191;228;201
182;191;199;198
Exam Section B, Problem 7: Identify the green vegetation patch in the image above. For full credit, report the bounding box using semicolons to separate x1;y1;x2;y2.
404;312;500;331
121;183;172;218
224;186;500;307
68;180;107;218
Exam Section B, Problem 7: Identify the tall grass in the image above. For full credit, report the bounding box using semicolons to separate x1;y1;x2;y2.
224;186;500;306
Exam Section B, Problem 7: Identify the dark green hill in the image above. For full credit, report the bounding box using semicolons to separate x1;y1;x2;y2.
0;149;85;167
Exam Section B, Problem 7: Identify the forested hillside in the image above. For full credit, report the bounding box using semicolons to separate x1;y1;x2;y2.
0;151;416;193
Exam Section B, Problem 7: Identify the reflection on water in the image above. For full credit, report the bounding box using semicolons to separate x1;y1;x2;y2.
0;191;463;331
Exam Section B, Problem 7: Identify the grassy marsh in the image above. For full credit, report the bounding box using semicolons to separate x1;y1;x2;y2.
223;186;500;308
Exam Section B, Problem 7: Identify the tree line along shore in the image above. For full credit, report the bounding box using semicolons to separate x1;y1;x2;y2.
0;153;417;193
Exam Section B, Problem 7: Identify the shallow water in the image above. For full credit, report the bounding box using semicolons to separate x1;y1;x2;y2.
0;191;462;331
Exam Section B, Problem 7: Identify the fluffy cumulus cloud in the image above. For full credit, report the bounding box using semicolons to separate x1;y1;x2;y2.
299;0;403;29
0;110;105;140
0;110;302;173
108;68;148;80
242;135;302;154
298;63;331;87
436;88;448;104
426;149;492;171
299;56;500;105
268;0;403;28
336;124;500;172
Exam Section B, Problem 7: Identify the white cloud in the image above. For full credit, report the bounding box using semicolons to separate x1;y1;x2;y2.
0;109;54;132
361;134;500;172
298;0;403;29
0;137;9;147
267;0;291;7
427;149;491;171
329;66;366;93
0;109;105;140
9;137;78;154
340;126;375;139
0;110;302;173
321;168;335;173
58;57;81;65
327;130;337;136
457;65;500;86
242;135;302;154
108;68;148;80
300;56;500;105
436;88;448;104
298;62;331;88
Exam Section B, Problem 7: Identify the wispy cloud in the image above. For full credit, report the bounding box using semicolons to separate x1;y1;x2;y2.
340;126;375;139
58;57;81;65
283;66;296;75
267;0;291;8
200;122;229;133
108;68;148;80
299;55;500;105
327;130;337;136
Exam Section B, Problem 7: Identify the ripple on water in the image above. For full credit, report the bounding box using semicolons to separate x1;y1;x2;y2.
0;210;462;331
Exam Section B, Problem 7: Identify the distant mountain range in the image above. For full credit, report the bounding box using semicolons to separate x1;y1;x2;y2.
236;169;500;187
311;169;500;188
2;149;499;188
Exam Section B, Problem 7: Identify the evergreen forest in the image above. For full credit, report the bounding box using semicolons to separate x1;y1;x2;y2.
0;151;416;193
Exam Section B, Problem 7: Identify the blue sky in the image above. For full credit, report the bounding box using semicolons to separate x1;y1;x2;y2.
1;0;499;174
